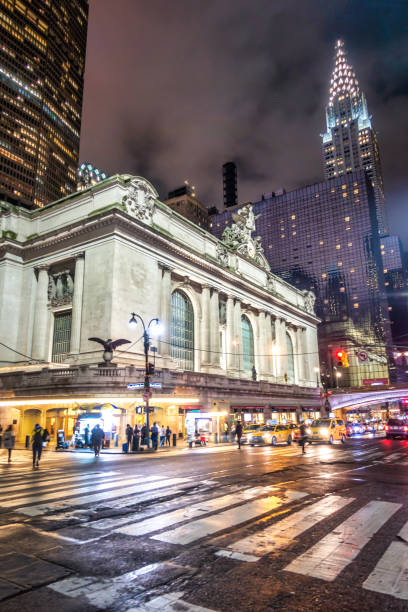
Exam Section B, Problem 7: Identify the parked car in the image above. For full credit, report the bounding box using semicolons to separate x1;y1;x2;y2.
240;424;261;445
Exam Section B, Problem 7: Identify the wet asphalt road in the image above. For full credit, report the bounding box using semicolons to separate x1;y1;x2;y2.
1;434;408;611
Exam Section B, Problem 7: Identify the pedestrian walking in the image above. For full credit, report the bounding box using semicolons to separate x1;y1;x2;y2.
159;425;166;447
32;424;44;468
165;425;171;446
84;425;90;447
91;424;104;456
150;422;159;450
3;425;15;462
126;424;133;452
235;421;243;449
132;424;140;451
299;421;308;454
141;424;147;446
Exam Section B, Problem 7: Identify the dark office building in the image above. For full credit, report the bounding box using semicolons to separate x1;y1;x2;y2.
164;183;210;229
0;0;88;208
380;236;408;347
223;161;237;208
210;171;393;386
321;40;386;234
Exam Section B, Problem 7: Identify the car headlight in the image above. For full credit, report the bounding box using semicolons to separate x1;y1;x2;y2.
264;434;271;442
306;428;311;435
321;428;329;437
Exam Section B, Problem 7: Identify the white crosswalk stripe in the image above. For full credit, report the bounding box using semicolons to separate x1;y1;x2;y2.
115;486;282;537
284;500;401;581
216;494;353;562
152;489;307;545
0;470;118;494
363;520;408;600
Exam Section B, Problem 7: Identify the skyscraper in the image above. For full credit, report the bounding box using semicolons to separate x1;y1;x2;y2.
0;0;88;209
321;40;386;234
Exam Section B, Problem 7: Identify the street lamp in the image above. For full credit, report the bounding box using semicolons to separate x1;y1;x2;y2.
313;366;320;387
128;313;163;448
336;371;342;388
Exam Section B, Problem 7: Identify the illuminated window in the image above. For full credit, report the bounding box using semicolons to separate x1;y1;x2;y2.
384;269;388;274
292;231;296;236
336;244;341;249
344;216;350;221
350;268;355;273
353;303;359;308
342;185;347;190
348;242;352;247
342;193;348;198
340;287;345;292
291;215;295;220
353;189;359;194
319;240;324;245
171;291;194;370
242;316;255;373
322;273;327;278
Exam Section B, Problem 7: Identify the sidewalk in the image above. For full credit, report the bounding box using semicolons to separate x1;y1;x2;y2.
6;440;237;455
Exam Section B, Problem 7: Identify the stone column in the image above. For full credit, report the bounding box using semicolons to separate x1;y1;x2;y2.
70;252;85;358
209;287;220;368
257;311;267;380
301;327;310;383
32;265;50;361
276;317;288;383
158;263;172;358
296;327;305;385
201;284;211;365
234;298;243;374
264;312;274;379
226;295;235;372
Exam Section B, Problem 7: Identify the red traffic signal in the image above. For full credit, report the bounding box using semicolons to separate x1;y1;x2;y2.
334;349;349;367
336;351;344;359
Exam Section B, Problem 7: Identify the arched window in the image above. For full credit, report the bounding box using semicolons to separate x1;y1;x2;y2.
286;332;295;382
241;315;255;373
171;290;194;370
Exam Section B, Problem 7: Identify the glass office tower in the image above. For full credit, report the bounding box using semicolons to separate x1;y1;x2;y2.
0;0;88;208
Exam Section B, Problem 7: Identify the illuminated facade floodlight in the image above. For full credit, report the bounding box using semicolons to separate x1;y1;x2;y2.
77;162;108;191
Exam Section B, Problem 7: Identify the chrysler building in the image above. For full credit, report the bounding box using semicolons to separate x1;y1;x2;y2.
321;40;386;234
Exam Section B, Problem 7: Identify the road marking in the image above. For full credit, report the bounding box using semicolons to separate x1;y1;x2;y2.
216;494;353;561
284;500;401;581
153;489;307;545
0;470;118;495
0;474;157;509
50;563;194;610
115;486;280;537
20;477;192;516
127;591;216;611
363;519;408;600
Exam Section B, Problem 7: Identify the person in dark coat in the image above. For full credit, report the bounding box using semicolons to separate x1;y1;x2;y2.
235;421;243;449
132;425;140;451
165;426;171;446
126;424;133;452
91;424;104;456
84;425;90;447
141;424;147;445
299;422;308;454
150;422;159;450
32;424;44;468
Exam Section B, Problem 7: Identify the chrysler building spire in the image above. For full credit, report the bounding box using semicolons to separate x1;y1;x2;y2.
321;40;386;235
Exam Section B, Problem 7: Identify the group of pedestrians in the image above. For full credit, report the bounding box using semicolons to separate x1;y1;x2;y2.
125;423;172;452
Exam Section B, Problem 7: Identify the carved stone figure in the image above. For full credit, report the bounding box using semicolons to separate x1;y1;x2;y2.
122;178;157;224
48;270;75;306
302;290;316;314
221;204;270;271
216;243;229;267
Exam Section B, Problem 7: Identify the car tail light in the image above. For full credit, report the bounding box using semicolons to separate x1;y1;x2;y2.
384;425;389;431
404;426;408;432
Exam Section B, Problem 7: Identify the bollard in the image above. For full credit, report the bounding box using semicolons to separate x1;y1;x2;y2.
214;432;218;444
25;434;30;448
114;434;119;447
172;433;177;447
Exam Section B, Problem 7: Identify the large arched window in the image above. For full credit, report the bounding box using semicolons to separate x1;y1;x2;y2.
241;315;255;373
171;290;194;370
286;332;295;383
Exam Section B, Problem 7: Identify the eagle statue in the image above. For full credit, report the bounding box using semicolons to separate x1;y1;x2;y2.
88;337;131;364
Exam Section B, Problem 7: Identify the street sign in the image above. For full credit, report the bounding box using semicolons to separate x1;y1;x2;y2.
127;383;144;389
150;382;162;388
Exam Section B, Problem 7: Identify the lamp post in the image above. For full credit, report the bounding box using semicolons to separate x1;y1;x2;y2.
313;366;320;387
336;371;342;389
128;313;163;448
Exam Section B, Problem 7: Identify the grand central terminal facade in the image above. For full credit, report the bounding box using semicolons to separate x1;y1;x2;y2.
0;175;321;444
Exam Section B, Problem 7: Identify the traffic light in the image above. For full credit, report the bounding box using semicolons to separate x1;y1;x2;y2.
334;349;349;367
148;363;155;376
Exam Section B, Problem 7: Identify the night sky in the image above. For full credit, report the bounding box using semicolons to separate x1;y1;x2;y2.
80;0;408;244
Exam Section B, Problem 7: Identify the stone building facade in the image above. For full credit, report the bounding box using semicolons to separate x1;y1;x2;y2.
0;175;320;443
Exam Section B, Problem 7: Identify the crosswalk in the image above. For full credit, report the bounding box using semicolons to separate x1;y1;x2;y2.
2;445;408;609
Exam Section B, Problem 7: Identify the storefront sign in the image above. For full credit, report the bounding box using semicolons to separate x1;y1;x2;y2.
302;406;321;412
231;406;265;412
362;378;388;386
128;383;144;389
272;406;297;411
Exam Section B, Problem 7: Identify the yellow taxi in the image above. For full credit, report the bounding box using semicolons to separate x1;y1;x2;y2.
308;418;347;444
250;424;294;446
